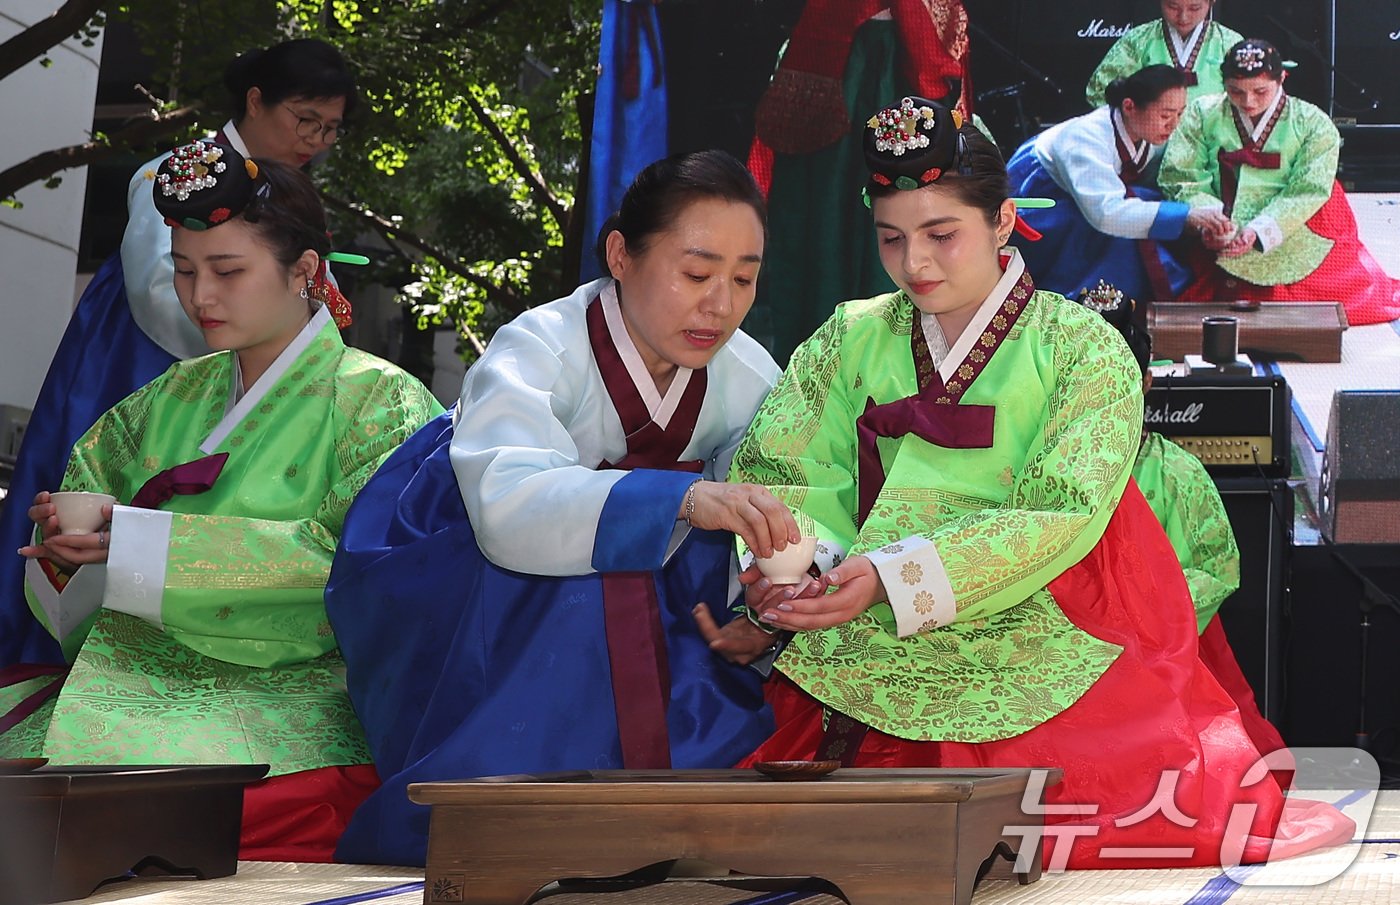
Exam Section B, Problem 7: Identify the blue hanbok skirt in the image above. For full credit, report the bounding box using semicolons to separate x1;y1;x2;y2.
325;412;773;866
1007;142;1190;303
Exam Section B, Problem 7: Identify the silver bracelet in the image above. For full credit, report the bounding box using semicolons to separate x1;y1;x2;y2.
683;481;699;526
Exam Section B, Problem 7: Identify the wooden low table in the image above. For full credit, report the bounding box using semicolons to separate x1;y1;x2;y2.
0;763;267;905
1147;301;1348;363
408;767;1062;905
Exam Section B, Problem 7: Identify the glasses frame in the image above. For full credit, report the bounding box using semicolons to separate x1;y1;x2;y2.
282;102;346;143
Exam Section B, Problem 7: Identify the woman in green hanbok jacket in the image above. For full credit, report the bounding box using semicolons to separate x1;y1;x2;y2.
2;142;442;861
1086;0;1243;107
727;96;1353;869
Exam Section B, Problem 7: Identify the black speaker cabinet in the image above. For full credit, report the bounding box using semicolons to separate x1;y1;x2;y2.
1214;478;1291;726
1285;543;1400;750
1320;390;1400;544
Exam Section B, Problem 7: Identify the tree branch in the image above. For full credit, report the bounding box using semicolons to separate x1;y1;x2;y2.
0;0;108;82
462;89;569;228
0;104;200;201
320;191;525;355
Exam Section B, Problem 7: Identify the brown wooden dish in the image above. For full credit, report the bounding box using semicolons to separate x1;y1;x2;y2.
753;760;841;781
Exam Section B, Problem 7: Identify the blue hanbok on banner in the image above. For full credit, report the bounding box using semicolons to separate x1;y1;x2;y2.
326;282;779;866
1008;106;1190;302
0;256;178;666
580;0;669;283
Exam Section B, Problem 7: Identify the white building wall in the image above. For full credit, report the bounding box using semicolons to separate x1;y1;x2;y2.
0;1;105;424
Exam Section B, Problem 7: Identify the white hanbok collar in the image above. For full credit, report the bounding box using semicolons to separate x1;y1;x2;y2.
1239;88;1286;145
199;305;330;454
220;120;252;157
1111;107;1150;171
600;281;693;430
921;248;1027;381
1167;20;1206;70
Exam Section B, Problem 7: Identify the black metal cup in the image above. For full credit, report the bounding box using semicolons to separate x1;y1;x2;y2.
1202;316;1238;365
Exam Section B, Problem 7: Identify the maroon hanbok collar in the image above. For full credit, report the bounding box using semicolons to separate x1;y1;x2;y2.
586;288;708;471
1162;19;1206;86
1111;108;1151;185
1232;92;1287;152
1219;94;1286;216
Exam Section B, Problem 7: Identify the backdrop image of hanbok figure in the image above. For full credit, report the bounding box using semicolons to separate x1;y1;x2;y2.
1086;0;1243;107
1159;39;1400;325
1008;65;1233;301
746;0;972;363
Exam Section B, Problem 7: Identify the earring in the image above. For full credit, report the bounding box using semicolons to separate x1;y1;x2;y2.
299;286;310;300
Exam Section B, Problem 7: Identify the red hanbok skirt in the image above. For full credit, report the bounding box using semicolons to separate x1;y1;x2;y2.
239;764;379;862
1180;180;1400;325
740;482;1354;870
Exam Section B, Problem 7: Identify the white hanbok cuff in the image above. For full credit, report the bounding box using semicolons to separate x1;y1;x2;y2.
104;504;172;629
865;535;957;637
1248;214;1284;253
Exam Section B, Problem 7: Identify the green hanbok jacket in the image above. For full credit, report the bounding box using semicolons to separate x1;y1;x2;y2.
732;252;1144;742
5;308;443;775
1086;19;1244;108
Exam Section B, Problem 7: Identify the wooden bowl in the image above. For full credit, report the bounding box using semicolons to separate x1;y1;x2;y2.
753;760;841;781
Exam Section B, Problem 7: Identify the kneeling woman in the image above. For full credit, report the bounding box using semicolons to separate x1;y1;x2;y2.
325;151;795;866
731;98;1352;869
2;142;443;861
1008;65;1231;302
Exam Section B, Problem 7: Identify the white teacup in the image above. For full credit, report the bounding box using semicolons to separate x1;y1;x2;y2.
754;535;818;585
49;492;117;535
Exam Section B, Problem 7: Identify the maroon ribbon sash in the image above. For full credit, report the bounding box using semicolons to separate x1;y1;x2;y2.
129;452;230;510
0;663;66;736
1218;148;1282;218
586;296;708;769
854;267;1034;527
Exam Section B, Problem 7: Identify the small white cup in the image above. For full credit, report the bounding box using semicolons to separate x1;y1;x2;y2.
754;535;818;585
49;492;117;535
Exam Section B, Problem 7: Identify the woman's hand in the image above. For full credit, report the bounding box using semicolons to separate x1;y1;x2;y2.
1218;227;1259;258
1186;207;1234;241
691;603;779;665
754;555;887;632
19;491;113;572
739;562;820;617
683;481;800;559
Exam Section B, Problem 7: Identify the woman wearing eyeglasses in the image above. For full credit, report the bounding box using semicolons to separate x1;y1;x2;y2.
0;39;358;670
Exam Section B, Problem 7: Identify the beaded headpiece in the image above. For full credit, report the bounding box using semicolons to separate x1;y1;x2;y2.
1222;39;1286;80
1076;281;1150;372
863;96;968;194
1077;279;1126;314
151;140;266;231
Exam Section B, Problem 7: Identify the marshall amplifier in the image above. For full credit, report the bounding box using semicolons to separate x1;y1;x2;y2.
1145;374;1291;477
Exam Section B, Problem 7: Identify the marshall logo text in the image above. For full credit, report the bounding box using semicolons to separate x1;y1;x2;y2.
1078;19;1133;39
1145;401;1204;425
